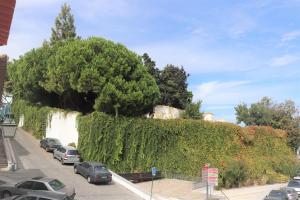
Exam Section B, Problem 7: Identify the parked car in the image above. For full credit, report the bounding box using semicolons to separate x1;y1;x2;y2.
287;180;300;197
264;189;294;200
74;162;112;184
53;146;80;165
280;187;298;200
40;138;62;152
3;190;72;200
0;177;75;199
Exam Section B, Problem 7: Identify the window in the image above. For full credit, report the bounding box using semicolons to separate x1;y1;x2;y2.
81;162;89;168
48;179;65;191
288;181;300;188
67;150;78;155
94;166;109;173
17;181;34;189
32;182;48;190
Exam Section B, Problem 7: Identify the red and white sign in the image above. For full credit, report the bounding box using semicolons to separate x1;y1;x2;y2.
202;164;218;185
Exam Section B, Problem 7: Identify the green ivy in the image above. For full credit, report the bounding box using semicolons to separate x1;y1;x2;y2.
12;101;299;188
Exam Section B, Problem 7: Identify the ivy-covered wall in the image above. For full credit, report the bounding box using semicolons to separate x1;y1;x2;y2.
12;100;299;188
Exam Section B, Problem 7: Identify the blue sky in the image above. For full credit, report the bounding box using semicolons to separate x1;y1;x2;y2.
1;0;300;123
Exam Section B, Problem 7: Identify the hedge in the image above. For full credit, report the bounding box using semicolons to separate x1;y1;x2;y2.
12;100;299;188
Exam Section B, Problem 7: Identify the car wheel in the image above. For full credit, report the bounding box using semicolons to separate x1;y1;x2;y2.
46;147;50;152
2;191;11;198
61;159;64;165
74;167;78;174
87;176;92;184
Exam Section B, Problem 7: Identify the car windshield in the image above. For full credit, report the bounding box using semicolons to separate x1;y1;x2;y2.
67;150;78;155
48;179;65;191
288;181;300;188
269;190;285;197
94;166;109;173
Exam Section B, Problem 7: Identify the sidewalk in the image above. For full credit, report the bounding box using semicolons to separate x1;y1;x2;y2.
137;179;287;200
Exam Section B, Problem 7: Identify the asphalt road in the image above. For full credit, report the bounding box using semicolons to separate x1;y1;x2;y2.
9;128;142;200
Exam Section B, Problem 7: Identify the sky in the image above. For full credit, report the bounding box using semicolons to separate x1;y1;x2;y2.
1;0;300;123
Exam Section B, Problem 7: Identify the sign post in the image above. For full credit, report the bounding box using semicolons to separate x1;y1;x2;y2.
150;167;157;200
202;164;218;200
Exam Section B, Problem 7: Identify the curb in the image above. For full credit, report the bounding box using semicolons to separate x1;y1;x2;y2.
1;137;17;171
110;170;157;200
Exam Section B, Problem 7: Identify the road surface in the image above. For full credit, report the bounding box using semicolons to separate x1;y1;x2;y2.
9;128;141;200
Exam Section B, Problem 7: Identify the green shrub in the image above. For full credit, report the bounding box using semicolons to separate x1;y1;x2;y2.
221;160;246;188
12;101;299;188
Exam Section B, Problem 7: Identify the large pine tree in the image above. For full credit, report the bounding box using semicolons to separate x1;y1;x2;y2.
50;3;77;43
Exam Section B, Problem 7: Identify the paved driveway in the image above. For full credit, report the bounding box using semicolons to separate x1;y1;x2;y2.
9;128;141;200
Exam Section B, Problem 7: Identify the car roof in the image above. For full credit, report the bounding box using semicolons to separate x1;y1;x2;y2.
85;162;105;166
45;138;59;140
62;146;77;150
30;177;56;183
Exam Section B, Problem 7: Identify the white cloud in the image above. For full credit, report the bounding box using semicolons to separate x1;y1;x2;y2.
270;54;300;67
132;41;258;74
193;81;251;101
281;30;300;43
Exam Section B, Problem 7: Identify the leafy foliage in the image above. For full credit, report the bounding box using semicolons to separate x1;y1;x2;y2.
235;97;300;149
77;112;298;187
11;101;299;188
182;101;203;119
8;38;160;116
142;54;193;109
50;3;77;44
159;65;193;109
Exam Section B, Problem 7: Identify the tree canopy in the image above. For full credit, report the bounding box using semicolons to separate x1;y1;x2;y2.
182;101;203;119
159;65;193;109
235;97;300;149
142;54;193;109
8;38;160;116
50;3;77;44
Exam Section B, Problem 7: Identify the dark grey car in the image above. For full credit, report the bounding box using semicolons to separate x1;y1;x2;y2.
74;162;112;184
40;138;62;152
0;178;75;199
3;190;71;200
264;189;292;200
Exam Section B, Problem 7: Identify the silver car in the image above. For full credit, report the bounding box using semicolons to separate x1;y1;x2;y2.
0;177;75;199
287;180;300;197
4;190;71;200
53;146;80;165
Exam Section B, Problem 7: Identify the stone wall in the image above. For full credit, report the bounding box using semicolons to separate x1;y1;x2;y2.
153;105;184;120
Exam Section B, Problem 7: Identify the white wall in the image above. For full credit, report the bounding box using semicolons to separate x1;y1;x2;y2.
45;111;80;147
153;105;184;119
18;114;24;127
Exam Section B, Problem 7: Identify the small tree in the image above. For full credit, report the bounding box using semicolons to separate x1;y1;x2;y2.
235;97;300;149
182;101;203;119
159;65;192;109
142;53;160;83
50;3;77;44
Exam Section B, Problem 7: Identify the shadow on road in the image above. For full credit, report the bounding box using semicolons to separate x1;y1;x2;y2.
10;137;29;170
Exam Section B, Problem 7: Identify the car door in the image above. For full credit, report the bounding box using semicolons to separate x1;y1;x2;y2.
54;147;61;159
32;182;49;192
82;163;90;178
15;181;35;195
77;162;86;175
60;147;66;160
